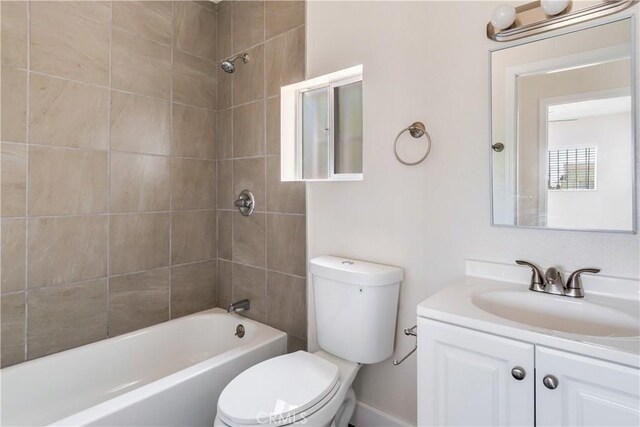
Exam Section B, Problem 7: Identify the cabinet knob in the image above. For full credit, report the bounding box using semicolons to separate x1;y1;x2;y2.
511;366;526;380
543;374;559;390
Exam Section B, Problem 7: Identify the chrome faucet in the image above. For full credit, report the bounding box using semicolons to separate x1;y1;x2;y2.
515;260;600;298
227;299;250;313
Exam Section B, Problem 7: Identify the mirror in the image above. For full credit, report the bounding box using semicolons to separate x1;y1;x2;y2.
491;19;636;232
281;65;363;182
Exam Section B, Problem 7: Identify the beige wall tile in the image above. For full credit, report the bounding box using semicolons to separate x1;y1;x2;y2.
266;96;281;155
30;2;109;85
233;44;264;106
1;292;25;367
171;261;217;318
173;51;217;109
232;262;266;322
217;210;233;261
233;212;265;267
287;335;306;353
233;101;265;157
110;91;171;155
217;259;232;308
108;269;170;336
266;1;305;40
172;158;216;210
174;1;217;60
194;1;217;13
112;1;173;45
233;157;265;210
218;160;233;209
216;108;233;159
1;1;28;68
1;67;27;142
1;143;27;217
28;216;108;287
109;213;170;275
111;29;172;99
267;271;306;338
265;26;305;97
267;214;305;276
171;210;217;265
232;1;264;53
29;74;109;149
267;155;305;214
217;66;233;110
27;279;107;359
1;219;26;294
28;146;108;216
216;4;232;60
110;152;170;213
172;104;216;159
44;1;113;24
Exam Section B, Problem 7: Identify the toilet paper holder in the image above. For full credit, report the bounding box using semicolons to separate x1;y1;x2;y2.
392;325;417;366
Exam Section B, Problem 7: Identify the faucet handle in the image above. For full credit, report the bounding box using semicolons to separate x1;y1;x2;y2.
565;268;600;298
516;260;545;292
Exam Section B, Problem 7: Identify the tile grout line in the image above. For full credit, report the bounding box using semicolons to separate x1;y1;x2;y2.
4;209;217;221
262;0;270;328
214;2;220;307
22;142;218;161
23;0;32;363
229;0;235;305
106;0;113;339
169;0;175;321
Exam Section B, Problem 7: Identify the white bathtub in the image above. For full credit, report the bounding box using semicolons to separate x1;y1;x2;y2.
0;308;287;426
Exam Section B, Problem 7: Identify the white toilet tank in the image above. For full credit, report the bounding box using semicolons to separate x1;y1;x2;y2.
310;256;403;364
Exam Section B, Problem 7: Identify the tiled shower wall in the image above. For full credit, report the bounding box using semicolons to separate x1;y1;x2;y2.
215;0;307;351
1;1;220;367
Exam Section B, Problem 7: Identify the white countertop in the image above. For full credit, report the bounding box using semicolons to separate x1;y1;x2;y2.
417;260;640;368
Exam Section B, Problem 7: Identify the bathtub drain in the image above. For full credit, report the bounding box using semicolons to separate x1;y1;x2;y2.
235;324;245;338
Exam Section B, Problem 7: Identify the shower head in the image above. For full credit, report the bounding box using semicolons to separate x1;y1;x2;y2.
221;53;249;74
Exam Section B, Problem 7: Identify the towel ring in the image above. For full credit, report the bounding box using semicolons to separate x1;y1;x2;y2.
393;122;432;166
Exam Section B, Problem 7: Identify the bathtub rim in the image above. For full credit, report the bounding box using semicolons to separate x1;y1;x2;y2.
1;308;287;427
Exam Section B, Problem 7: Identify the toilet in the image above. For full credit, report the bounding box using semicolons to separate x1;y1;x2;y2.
214;255;403;427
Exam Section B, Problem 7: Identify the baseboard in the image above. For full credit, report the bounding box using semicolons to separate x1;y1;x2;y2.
350;400;414;427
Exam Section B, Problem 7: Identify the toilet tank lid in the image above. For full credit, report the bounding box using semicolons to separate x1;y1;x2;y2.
310;256;403;286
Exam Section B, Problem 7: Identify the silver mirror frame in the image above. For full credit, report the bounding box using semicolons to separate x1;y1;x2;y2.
488;14;638;234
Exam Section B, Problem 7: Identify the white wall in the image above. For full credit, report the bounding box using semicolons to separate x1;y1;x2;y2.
305;1;639;424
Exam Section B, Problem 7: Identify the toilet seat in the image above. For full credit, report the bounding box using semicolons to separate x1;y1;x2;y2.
217;351;340;426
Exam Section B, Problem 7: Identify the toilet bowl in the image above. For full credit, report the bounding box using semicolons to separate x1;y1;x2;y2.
214;351;360;427
214;256;403;427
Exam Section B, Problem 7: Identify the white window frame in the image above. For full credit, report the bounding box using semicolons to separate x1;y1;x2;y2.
281;65;363;182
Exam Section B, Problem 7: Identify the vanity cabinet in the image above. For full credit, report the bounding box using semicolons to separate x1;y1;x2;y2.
536;346;640;426
418;318;640;426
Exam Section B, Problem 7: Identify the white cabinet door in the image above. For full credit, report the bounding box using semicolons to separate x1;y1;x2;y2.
536;346;640;426
417;318;534;426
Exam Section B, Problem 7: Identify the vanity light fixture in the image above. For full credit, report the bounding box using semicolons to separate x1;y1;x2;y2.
487;0;638;41
540;0;570;16
490;4;517;30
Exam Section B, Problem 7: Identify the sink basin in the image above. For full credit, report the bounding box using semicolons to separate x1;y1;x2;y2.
472;290;640;337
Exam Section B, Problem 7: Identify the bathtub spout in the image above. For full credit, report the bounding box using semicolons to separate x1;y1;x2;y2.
227;299;250;313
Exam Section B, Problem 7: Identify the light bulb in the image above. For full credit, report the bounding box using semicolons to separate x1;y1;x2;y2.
541;0;570;16
491;4;517;31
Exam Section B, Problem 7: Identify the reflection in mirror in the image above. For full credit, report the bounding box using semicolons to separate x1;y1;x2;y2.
491;19;636;232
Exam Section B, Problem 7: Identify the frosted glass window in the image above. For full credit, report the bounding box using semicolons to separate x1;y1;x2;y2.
334;81;363;174
280;65;363;182
302;87;329;180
